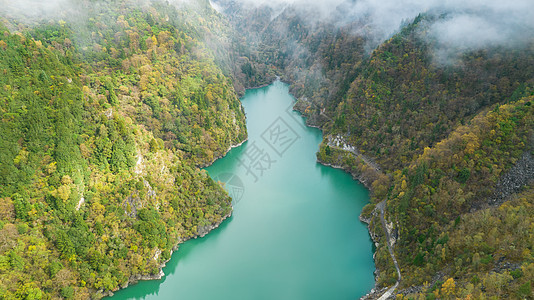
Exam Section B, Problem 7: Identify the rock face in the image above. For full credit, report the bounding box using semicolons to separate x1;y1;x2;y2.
492;256;522;274
488;151;534;207
395;272;445;299
196;212;232;238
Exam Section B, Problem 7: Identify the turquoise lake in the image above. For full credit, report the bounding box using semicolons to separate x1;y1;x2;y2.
111;80;375;299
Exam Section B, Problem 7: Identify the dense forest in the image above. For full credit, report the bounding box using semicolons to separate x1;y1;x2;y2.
0;0;246;298
316;16;534;299
1;0;534;299
215;1;534;299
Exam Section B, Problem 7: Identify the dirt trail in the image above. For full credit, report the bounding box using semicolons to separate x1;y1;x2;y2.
376;200;401;300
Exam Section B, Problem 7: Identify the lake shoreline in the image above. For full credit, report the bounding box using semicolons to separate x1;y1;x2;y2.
291;93;384;298
110;80;375;299
246;79;383;298
198;138;249;168
107;136;247;298
315;158;384;299
107;210;233;298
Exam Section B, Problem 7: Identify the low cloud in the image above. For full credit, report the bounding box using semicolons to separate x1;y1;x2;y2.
0;0;70;20
219;0;534;58
2;0;533;62
429;1;534;62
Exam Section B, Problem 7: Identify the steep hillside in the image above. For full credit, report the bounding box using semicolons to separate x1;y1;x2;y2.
384;96;533;298
213;0;369;109
323;15;534;171
214;3;534;298
0;0;246;298
2;0;533;298
318;15;534;299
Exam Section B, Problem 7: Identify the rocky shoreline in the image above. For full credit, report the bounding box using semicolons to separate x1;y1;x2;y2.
317;160;374;190
359;205;387;300
293;98;390;299
236;76;279;97
105;210;233;298
198;138;249;168
103;137;246;298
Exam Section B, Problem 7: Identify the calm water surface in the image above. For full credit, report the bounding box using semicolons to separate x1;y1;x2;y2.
112;81;375;299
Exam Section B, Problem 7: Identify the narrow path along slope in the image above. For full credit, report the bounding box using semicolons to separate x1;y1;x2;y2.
326;136;382;172
376;200;401;300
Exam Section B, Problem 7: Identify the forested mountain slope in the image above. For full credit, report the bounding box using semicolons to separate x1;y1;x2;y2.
214;0;369;109
1;0;534;298
0;0;245;298
317;15;534;298
324;15;534;170
215;2;534;298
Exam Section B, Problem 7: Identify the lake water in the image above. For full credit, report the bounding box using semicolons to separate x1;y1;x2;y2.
111;80;375;299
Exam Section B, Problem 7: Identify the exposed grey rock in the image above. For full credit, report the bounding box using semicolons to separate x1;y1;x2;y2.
395;272;445;298
492;256;521;273
488;151;534;207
